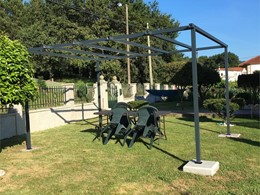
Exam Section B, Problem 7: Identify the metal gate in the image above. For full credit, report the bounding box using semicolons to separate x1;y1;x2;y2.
107;82;118;108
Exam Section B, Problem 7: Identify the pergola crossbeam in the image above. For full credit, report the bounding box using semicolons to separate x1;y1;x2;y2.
152;34;191;49
191;23;228;48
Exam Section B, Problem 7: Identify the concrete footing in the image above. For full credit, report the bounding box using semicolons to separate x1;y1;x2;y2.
183;160;219;176
218;133;241;138
0;169;6;177
21;147;40;152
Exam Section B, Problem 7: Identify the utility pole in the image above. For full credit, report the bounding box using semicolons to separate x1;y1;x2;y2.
147;23;153;89
125;4;131;84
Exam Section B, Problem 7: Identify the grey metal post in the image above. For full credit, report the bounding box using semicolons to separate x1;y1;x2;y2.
96;61;102;128
25;101;32;150
224;48;231;134
191;27;201;164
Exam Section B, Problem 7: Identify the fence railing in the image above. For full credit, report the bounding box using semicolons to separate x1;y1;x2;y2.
29;87;65;110
0;104;8;114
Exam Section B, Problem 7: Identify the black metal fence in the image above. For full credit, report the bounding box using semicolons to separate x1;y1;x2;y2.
29;87;65;110
0;104;8;114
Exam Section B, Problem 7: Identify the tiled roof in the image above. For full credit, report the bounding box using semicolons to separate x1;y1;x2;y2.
218;67;244;71
239;55;260;67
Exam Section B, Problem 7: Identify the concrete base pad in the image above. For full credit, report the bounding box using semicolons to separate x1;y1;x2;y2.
218;133;241;138
0;170;6;177
183;160;219;176
21;147;40;152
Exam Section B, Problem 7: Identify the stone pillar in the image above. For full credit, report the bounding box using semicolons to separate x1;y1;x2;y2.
111;76;123;102
130;83;137;98
163;84;169;90
143;83;150;98
93;75;108;110
62;83;75;106
154;83;160;90
170;85;177;90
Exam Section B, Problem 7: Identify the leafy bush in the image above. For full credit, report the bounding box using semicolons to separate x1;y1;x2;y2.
127;100;148;110
75;81;87;102
0;35;37;106
203;98;239;122
37;76;47;88
235;92;252;105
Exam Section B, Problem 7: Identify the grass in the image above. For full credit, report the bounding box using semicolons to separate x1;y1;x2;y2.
0;116;259;194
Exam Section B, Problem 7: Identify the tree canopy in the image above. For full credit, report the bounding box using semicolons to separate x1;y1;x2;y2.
171;61;221;102
0;35;37;106
0;0;180;83
237;72;260;104
198;52;240;69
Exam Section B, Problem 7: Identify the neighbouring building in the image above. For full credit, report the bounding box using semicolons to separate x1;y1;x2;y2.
239;55;260;74
217;67;246;82
217;55;260;81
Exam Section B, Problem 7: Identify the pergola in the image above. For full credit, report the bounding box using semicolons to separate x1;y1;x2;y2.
28;23;231;165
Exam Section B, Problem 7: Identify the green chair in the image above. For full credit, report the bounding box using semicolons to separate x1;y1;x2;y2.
126;105;161;149
101;107;131;145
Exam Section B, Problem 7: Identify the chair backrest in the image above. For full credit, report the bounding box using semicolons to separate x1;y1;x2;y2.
136;105;158;128
110;107;130;128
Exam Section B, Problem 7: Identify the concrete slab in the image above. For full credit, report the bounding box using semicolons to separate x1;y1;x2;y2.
21;147;40;152
218;133;241;138
183;160;219;176
0;169;6;177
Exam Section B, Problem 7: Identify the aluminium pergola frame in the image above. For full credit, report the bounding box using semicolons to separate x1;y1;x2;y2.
28;23;230;164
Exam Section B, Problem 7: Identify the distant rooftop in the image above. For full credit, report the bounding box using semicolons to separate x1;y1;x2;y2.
218;67;244;71
239;55;260;67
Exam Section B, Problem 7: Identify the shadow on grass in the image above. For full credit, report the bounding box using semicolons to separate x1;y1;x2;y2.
232;118;260;129
0;134;26;152
229;137;260;147
166;116;222;134
139;139;186;162
80;128;187;169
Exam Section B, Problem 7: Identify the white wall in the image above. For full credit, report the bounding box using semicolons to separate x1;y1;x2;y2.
0;103;98;140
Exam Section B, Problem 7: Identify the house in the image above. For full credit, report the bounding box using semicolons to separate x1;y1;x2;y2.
216;55;260;81
217;67;246;82
239;55;260;74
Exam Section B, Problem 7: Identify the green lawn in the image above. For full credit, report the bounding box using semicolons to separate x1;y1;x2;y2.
0;116;259;194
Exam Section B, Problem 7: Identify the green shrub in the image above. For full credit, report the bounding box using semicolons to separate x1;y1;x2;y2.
75;81;87;102
127;100;148;110
203;98;239;122
37;76;47;88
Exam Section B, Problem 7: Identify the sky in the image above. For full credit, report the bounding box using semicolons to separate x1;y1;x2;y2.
143;0;260;61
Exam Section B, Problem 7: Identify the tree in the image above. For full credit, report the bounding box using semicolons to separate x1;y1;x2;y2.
0;0;180;83
171;62;221;107
237;73;260;105
199;52;240;69
0;35;37;149
0;35;37;106
198;66;221;102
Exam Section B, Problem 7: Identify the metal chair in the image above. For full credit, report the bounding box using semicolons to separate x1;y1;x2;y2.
126;105;161;149
101;107;131;145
